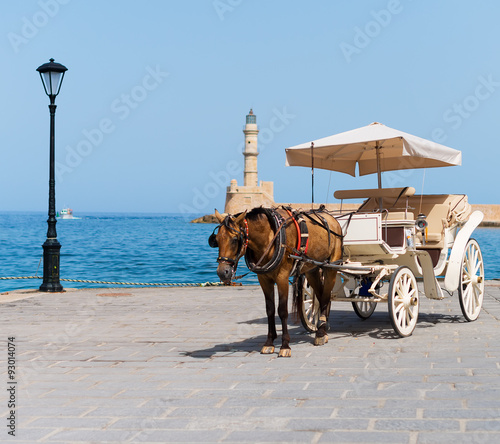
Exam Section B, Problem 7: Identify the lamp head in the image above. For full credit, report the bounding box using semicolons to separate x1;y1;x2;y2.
415;213;428;232
37;58;68;99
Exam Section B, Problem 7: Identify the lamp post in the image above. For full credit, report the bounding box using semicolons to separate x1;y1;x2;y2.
37;58;67;292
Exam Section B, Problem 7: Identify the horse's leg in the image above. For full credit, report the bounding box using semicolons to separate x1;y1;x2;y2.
276;276;291;358
314;268;337;346
258;276;277;354
304;269;327;345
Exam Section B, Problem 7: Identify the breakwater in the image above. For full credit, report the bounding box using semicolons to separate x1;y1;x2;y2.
192;204;500;227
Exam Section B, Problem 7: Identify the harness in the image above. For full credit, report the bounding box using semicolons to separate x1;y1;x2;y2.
302;207;344;245
208;209;287;275
245;209;287;274
208;207;346;281
283;207;309;254
285;206;345;277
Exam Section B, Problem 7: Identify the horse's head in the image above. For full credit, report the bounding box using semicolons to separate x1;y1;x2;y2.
208;209;248;284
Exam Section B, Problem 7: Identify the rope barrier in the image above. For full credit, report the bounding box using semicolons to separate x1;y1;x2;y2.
0;276;40;280
0;276;222;287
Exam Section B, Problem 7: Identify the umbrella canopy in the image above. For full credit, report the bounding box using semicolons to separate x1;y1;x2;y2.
285;122;462;178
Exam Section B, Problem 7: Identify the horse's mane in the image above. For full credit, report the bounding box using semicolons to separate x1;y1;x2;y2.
246;207;272;222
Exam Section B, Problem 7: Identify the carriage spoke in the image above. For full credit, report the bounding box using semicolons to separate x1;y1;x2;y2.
471;287;478;311
352;292;378;320
405;310;411;327
473;285;481;308
408;307;416;320
473;258;482;276
466;288;472;313
394;302;405;315
462;277;472;285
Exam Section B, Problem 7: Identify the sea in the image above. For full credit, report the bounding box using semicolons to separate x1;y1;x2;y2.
1;211;499;293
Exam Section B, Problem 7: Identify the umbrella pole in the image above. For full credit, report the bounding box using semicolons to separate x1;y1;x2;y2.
376;144;382;189
376;144;383;210
311;142;314;206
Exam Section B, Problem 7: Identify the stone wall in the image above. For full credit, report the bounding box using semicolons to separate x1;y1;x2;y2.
471;204;500;226
195;203;500;226
224;180;274;214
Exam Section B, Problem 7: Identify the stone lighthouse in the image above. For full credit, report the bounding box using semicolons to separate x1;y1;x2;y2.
243;109;259;187
224;109;274;213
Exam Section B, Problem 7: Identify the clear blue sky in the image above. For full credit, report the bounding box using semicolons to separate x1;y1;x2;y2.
1;0;499;214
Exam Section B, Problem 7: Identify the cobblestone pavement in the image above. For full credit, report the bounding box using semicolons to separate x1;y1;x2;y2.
1;282;499;443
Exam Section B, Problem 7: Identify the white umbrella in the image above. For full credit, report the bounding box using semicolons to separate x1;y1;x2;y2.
285;122;462;188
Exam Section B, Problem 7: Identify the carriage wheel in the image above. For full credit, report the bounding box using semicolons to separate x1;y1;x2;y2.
388;266;419;337
296;275;320;333
352;300;377;319
458;238;484;322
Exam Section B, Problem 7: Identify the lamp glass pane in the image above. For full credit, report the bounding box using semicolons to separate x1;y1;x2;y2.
41;72;51;95
42;71;63;96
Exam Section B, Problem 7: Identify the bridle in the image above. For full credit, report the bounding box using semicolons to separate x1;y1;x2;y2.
208;216;249;268
209;209;288;278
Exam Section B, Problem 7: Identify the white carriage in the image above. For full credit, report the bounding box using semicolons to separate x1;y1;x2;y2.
285;122;485;337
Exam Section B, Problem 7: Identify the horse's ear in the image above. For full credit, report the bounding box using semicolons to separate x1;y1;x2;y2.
214;209;225;223
234;211;247;227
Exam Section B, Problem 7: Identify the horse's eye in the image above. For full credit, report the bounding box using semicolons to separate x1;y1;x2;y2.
231;237;239;246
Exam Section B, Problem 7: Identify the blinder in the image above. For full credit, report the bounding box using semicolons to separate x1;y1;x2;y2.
207;217;249;267
208;231;218;248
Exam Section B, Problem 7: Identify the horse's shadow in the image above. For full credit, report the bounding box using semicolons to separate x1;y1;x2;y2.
179;316;312;358
180;310;464;358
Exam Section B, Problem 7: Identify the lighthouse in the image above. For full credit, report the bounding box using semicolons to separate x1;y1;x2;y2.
224;109;275;213
243;109;259;187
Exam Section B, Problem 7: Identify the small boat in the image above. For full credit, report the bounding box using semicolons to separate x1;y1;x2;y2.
57;208;80;219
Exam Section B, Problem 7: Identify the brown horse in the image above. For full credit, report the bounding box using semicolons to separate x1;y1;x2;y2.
209;206;343;357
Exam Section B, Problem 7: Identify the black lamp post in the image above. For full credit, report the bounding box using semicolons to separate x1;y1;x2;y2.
37;58;67;292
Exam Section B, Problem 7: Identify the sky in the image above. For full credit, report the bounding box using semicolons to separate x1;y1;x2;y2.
1;0;499;214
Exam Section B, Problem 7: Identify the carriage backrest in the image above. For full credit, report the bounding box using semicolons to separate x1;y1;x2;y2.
359;193;471;246
334;187;416;201
406;194;471;228
356;193;470;221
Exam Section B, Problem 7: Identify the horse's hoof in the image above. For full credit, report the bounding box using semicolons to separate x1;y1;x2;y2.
278;348;292;358
261;345;275;354
314;335;328;346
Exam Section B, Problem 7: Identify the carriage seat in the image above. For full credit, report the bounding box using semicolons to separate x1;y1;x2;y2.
415;204;449;247
407;195;471;248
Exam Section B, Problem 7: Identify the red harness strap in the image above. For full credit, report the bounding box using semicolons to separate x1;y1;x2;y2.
285;209;309;254
243;218;249;251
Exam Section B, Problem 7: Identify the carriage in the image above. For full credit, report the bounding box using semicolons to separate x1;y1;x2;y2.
211;122;485;356
286;122;485;338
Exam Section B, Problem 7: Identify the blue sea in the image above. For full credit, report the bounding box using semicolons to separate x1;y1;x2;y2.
0;212;499;292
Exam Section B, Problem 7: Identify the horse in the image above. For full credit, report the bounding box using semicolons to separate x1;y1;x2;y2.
209;206;343;357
